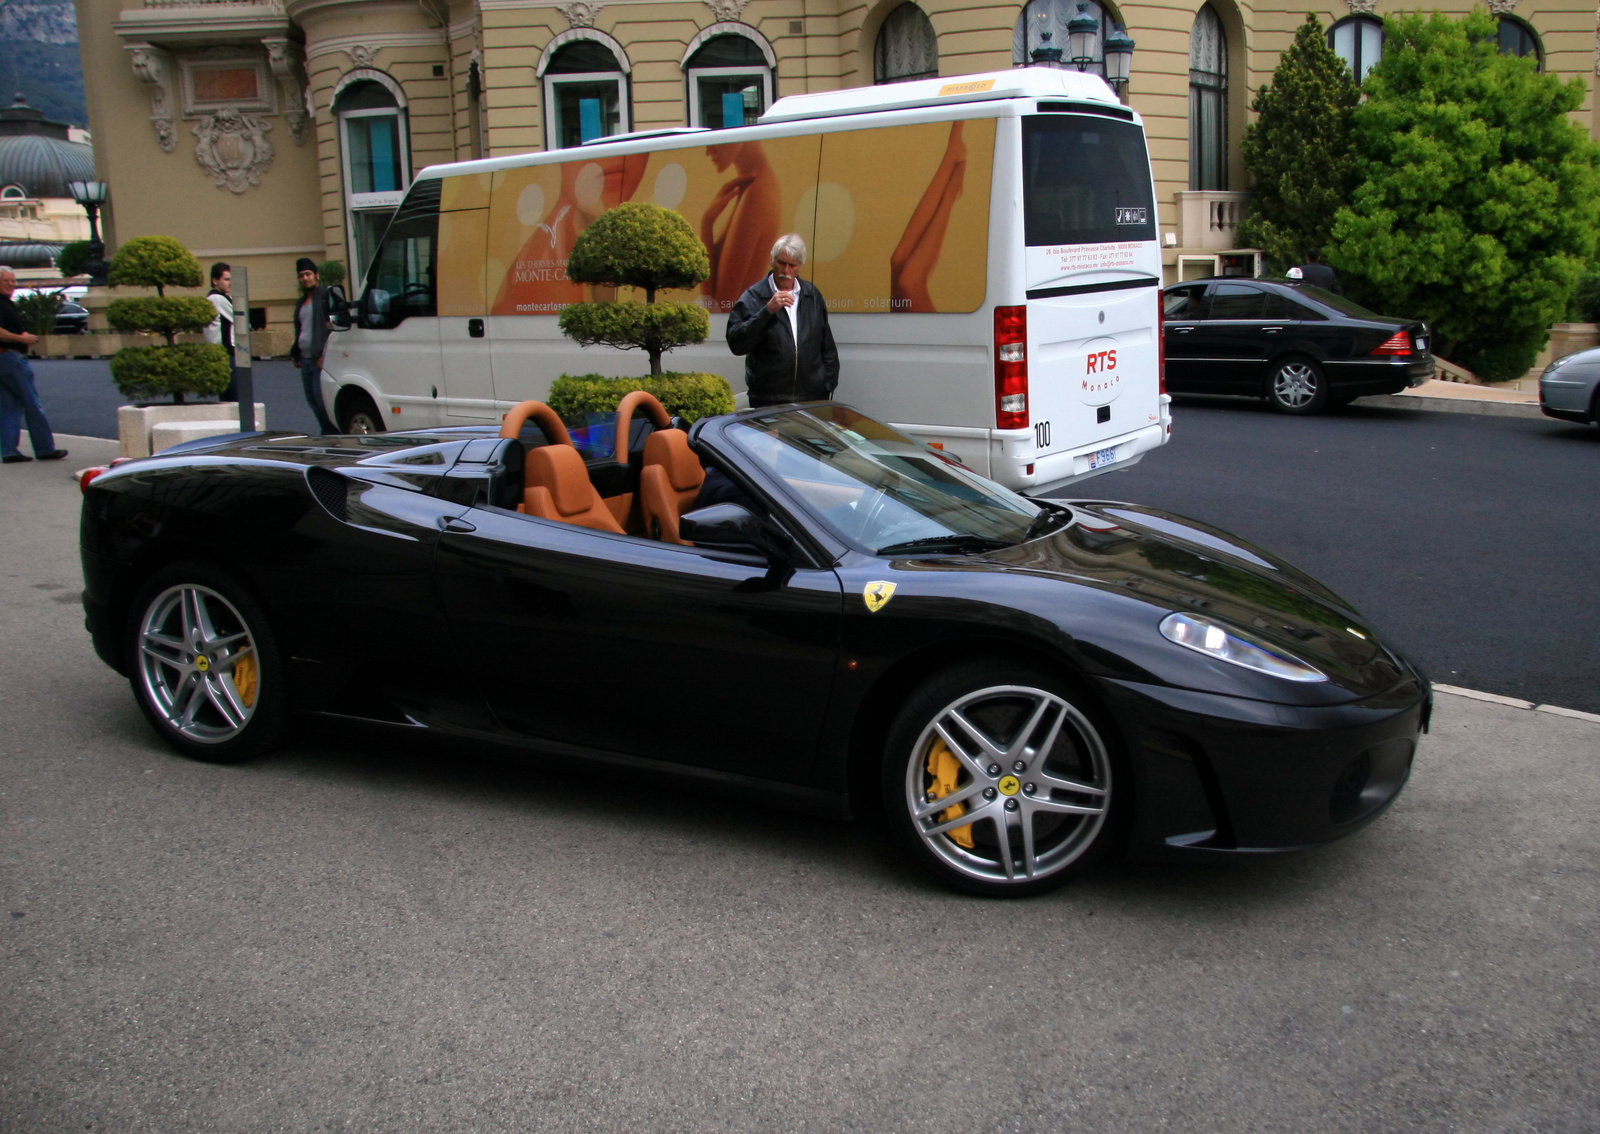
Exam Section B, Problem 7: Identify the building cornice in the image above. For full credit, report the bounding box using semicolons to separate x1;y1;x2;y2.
305;28;449;61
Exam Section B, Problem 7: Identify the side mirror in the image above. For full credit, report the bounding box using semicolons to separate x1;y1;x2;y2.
328;285;351;330
679;503;791;562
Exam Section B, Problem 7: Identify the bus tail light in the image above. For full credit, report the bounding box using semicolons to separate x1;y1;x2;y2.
1370;331;1413;356
1157;291;1167;394
994;305;1028;429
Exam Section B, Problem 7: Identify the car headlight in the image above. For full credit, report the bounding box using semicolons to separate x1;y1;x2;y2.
1159;612;1328;682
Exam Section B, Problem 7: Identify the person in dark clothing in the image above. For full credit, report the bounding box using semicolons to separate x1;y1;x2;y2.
289;257;336;434
0;265;66;464
204;261;238;402
725;234;839;408
1288;247;1343;295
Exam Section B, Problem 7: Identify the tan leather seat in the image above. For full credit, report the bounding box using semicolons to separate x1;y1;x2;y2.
522;443;624;533
639;428;705;544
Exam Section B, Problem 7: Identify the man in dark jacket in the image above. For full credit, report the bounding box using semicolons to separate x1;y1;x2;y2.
1287;247;1343;295
289;257;336;434
725;234;839;408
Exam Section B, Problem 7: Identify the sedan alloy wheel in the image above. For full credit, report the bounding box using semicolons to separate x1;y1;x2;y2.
1268;358;1328;414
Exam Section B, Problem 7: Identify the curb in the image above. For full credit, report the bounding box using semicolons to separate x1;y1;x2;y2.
1351;394;1544;418
1433;683;1600;724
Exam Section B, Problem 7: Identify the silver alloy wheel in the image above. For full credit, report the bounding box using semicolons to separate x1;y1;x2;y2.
903;684;1111;885
1272;362;1320;409
137;584;260;745
345;408;382;435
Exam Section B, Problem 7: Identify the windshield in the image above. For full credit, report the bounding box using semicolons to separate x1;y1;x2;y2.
724;405;1045;554
1022;116;1157;247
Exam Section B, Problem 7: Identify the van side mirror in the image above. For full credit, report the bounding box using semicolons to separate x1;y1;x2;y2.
328;285;351;330
679;503;791;562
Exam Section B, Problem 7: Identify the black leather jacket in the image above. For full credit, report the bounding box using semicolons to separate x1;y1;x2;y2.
725;277;839;406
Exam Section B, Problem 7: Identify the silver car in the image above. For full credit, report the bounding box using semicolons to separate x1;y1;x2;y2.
1540;349;1600;426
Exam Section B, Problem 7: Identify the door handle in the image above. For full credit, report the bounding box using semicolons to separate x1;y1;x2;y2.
1171;326;1194;334
468;318;485;338
1262;326;1283;333
440;516;477;533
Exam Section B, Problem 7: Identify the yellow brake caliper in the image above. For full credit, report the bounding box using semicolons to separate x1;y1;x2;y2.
925;739;975;849
232;653;258;709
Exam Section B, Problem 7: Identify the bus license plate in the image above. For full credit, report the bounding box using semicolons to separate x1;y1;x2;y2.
1088;446;1118;470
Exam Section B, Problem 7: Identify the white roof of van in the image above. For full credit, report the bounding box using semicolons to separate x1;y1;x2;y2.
759;67;1121;124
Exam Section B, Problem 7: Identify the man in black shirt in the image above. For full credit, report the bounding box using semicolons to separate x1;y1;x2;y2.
0;266;67;464
1287;247;1343;295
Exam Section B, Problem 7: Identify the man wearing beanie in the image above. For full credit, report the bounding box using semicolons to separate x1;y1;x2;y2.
290;257;336;434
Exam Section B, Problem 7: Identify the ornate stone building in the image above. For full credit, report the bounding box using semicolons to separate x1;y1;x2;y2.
75;0;1600;325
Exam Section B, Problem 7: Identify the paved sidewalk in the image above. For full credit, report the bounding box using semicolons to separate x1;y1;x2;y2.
1355;378;1544;418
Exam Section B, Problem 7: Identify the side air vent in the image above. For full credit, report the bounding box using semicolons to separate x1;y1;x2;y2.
1036;101;1134;121
306;465;350;523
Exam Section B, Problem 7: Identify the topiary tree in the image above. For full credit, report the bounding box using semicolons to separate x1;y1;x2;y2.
1236;14;1360;274
1329;9;1600;381
105;235;229;403
557;202;711;376
55;241;92;280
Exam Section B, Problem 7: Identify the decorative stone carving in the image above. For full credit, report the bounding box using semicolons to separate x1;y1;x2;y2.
263;38;309;145
193;107;275;193
127;44;177;152
559;1;604;28
1344;0;1378;13
343;43;381;68
1486;0;1518;13
704;0;749;22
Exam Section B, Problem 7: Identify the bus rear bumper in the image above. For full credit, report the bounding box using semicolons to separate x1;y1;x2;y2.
999;416;1169;496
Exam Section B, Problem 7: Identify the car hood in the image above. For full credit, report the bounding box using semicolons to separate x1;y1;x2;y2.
980;501;1407;697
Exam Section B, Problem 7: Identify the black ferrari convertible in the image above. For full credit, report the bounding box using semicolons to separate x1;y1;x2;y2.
79;399;1428;896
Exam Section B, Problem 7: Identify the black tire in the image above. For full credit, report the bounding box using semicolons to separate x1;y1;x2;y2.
339;391;385;435
1266;357;1329;415
126;562;289;764
881;659;1126;897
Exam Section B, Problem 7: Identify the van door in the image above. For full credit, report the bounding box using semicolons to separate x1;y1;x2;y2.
1020;113;1163;471
435;207;496;420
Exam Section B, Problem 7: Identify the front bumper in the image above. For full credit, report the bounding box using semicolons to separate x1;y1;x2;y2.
1540;373;1595;423
1098;672;1428;859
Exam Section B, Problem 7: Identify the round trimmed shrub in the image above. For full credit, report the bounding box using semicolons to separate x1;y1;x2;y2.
110;343;231;402
548;372;736;423
108;236;201;296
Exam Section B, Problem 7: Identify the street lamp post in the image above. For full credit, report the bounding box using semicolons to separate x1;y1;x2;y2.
1030;29;1064;67
67;180;110;287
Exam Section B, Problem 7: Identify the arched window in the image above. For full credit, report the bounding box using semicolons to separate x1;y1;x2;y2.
1329;16;1383;82
1498;17;1541;67
1014;0;1111;75
541;37;629;149
685;32;774;128
875;4;938;84
334;77;410;282
0;185;26;200
1189;5;1228;191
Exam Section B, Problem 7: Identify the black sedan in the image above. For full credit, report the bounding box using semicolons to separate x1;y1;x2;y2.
1163;277;1434;413
78;399;1429;896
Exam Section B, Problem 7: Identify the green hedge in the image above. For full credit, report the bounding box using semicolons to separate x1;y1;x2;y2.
557;301;709;358
106;296;218;337
109;343;231;402
548;371;736;423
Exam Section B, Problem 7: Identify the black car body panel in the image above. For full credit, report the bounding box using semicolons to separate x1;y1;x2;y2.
81;408;1427;863
1163;278;1434;400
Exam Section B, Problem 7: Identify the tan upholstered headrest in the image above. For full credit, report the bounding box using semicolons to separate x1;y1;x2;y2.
527;444;596;516
643;430;705;493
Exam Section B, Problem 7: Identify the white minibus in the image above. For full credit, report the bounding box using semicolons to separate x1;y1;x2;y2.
323;66;1170;493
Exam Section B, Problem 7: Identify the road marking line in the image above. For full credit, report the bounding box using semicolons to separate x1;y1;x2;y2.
1434;684;1598;724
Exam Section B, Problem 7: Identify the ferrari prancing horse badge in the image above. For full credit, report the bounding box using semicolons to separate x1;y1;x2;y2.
863;581;897;613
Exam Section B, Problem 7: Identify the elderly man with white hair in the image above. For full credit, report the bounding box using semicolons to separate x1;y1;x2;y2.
725;233;839;408
0;265;67;464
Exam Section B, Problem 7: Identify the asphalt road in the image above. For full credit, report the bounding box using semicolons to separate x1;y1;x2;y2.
2;435;1599;1132
30;358;324;440
1058;395;1600;714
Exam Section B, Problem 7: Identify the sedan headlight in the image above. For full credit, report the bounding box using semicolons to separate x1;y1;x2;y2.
1159;612;1328;682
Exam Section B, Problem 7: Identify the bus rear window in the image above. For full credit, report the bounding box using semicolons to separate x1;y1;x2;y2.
1023;116;1156;247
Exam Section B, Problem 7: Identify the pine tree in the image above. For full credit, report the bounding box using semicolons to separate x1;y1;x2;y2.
1237;14;1360;273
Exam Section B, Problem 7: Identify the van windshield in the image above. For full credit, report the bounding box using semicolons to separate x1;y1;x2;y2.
1022;115;1156;247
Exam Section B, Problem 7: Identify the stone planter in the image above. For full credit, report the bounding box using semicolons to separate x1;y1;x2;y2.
118;402;268;458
